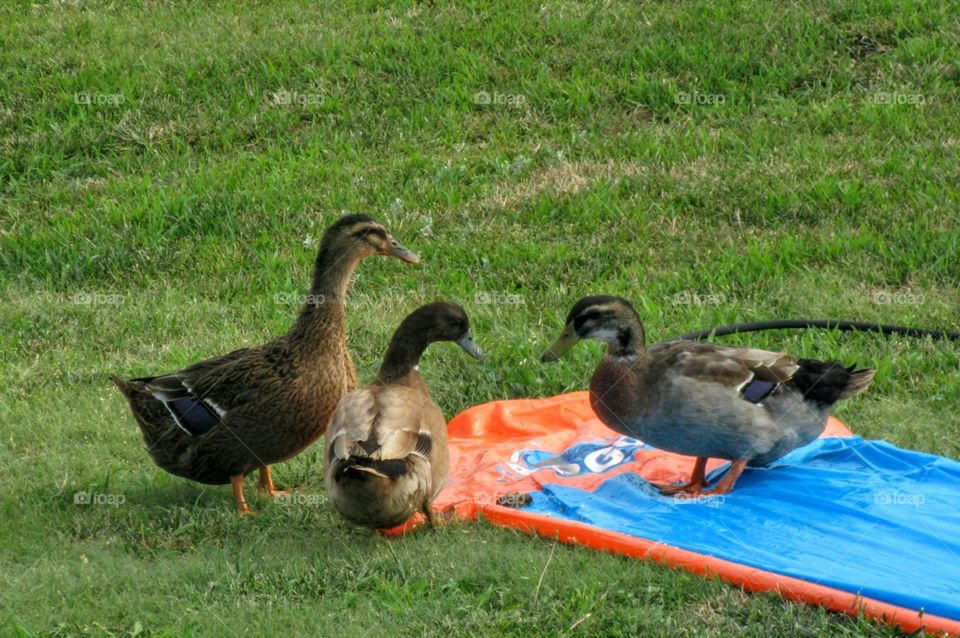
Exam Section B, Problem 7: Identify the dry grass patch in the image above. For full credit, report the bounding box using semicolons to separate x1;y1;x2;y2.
482;159;645;210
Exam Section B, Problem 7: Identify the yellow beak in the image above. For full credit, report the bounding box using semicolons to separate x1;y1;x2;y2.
541;323;580;362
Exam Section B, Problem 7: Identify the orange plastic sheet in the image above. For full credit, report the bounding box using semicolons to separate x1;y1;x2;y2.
402;391;959;637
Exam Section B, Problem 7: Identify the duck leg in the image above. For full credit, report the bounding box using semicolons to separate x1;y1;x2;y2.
421;502;436;527
656;457;707;496
231;475;253;515
700;459;747;496
257;465;290;498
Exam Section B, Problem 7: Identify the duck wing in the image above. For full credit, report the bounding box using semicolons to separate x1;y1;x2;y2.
327;386;434;464
660;341;800;402
133;345;279;436
643;342;870;465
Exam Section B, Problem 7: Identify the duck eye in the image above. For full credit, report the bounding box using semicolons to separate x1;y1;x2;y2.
574;311;599;332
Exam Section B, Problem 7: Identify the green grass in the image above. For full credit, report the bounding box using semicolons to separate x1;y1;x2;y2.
2;0;959;635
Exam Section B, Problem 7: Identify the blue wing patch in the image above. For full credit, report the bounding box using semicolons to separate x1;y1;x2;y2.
164;395;221;436
741;379;776;404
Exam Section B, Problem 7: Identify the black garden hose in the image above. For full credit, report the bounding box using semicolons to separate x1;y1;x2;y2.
669;319;960;343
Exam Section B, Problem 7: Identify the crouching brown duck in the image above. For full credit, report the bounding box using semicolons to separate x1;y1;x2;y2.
541;295;875;496
325;302;482;529
112;215;419;514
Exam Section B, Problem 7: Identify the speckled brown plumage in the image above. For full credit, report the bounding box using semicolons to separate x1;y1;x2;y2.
112;215;420;513
325;302;481;529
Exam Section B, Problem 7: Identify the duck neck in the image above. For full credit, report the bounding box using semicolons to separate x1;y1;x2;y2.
289;244;362;344
377;330;430;383
607;318;645;359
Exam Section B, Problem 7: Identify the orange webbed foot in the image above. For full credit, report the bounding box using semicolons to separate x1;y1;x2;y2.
657;481;705;496
655;457;708;497
257;466;294;498
698;459;747;496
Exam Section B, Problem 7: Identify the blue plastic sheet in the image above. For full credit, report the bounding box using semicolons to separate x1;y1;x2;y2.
526;436;960;619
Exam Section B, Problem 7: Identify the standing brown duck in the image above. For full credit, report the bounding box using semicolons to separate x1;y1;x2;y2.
112;215;419;514
325;302;482;529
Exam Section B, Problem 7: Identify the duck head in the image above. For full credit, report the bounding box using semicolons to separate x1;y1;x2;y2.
379;302;482;381
421;302;482;359
541;295;645;362
321;214;421;264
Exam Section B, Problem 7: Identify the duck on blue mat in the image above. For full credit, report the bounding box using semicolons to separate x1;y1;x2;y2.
541;295;875;496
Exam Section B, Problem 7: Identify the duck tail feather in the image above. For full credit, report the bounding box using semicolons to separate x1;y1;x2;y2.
838;368;876;400
110;375;139;398
337;457;410;482
791;359;875;407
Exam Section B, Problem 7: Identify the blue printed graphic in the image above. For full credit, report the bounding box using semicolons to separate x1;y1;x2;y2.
502;436;651;478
